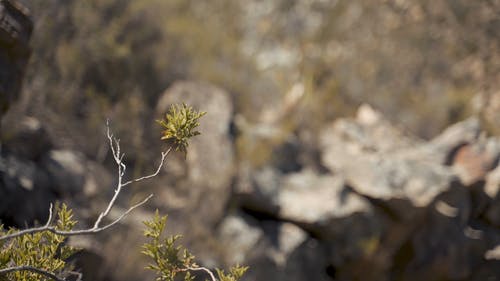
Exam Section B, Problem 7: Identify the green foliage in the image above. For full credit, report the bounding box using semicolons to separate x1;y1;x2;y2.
156;103;206;154
142;211;247;281
141;211;194;281
215;266;248;281
0;204;78;281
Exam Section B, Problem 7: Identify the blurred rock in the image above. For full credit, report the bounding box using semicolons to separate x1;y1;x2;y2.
277;170;376;232
428;117;482;161
0;152;55;226
156;81;234;225
42;149;87;196
270;137;302;173
217;214;264;265
451;137;500;186
0;0;33;119
485;166;500;227
320;117;456;218
82;161;113;200
399;117;482;164
485;245;500;260
217;213;330;281
354;104;420;152
310;106;500;280
234;165;281;217
2;117;52;159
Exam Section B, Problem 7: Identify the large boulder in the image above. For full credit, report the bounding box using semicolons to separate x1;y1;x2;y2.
320;108;458;219
155;81;235;226
233;164;383;276
317;105;500;280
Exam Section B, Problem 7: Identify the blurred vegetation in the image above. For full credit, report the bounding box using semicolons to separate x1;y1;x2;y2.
11;0;499;165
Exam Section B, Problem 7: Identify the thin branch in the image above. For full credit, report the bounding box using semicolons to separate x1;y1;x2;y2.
94;125;169;228
45;203;54;227
0;121;171;281
0;194;152;241
0;266;65;281
57;194;153;236
0;121;169;242
123;148;171;187
185;266;217;281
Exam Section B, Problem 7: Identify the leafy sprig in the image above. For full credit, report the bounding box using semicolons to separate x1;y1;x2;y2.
156;103;206;155
142;211;247;281
0;204;78;281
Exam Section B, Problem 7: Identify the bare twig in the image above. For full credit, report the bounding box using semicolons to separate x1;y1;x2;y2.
1;121;169;242
185;266;217;281
0;121;171;280
123;148;171;187
0;194;153;242
45;203;54;227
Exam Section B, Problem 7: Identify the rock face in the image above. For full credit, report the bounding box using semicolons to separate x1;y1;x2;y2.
0;0;33;118
0;116;111;227
227;104;500;281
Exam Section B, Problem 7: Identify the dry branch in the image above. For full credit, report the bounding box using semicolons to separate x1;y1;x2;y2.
0;121;170;280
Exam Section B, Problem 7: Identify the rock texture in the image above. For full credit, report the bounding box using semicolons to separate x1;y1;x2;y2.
228;104;500;281
0;0;33;118
0;116;112;226
1;76;499;281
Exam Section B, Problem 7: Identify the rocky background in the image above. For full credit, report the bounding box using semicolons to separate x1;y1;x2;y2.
1;0;500;280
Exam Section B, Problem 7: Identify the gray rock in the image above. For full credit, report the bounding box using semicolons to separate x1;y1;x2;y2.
218;214;265;265
316;108;500;280
234;165;281;216
405;117;482;165
429;117;481;153
320;119;456;213
156;81;235;226
354;104;420;152
217;213;327;281
281;239;331;281
42;149;87;195
277;169;370;224
2;117;52;159
0;153;55;226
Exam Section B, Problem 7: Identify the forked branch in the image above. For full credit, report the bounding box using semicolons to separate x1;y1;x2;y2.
0;121;171;280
